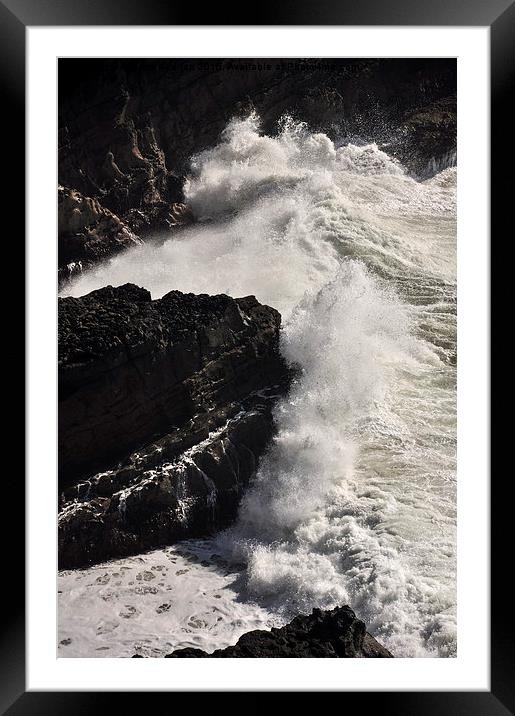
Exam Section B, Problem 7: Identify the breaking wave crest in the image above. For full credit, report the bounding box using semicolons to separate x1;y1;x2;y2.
63;114;457;657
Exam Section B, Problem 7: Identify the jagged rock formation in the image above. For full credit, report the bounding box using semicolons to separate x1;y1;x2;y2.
58;284;288;568
58;58;456;273
59;284;285;482
59;84;192;237
388;96;458;178
58;186;142;283
162;606;392;658
58;397;281;569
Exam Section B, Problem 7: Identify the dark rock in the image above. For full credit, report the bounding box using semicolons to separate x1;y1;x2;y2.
387;97;457;178
58;401;279;569
58;284;289;568
59;284;286;485
58;186;142;283
164;606;392;658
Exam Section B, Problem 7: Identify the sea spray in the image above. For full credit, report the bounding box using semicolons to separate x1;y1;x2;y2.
60;114;456;657
230;261;412;542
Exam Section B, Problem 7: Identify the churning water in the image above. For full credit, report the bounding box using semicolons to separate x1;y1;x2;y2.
60;114;457;657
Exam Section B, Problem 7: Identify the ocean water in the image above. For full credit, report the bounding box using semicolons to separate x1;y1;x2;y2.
59;114;457;658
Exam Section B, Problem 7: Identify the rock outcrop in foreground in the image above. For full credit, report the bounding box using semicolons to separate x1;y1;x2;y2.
58;284;288;568
164;607;392;658
59;284;285;483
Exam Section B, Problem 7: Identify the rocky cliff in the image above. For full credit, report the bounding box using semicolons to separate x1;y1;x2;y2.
162;606;392;658
58;284;288;568
58;58;456;276
58;185;143;283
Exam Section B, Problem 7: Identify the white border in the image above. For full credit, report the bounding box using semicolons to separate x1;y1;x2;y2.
27;27;489;691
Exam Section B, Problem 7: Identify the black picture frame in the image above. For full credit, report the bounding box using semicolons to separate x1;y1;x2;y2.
3;0;509;711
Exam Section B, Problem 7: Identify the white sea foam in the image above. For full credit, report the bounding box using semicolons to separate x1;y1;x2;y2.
58;541;282;657
60;114;456;657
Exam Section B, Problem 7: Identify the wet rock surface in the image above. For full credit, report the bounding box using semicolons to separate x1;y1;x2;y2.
59;398;280;569
164;606;393;658
58;284;289;568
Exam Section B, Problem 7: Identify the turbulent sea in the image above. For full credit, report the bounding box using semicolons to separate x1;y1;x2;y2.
59;114;457;658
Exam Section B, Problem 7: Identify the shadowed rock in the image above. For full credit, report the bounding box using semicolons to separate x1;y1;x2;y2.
59;283;285;483
58;284;289;568
58;401;279;568
163;606;393;658
58;186;142;283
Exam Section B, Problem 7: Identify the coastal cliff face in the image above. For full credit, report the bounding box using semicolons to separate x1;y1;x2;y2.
58;284;288;568
58;58;456;276
58;186;143;283
163;607;393;658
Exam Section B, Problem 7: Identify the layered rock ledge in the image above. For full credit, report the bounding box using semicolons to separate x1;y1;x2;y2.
162;606;392;658
58;185;143;283
58;284;288;568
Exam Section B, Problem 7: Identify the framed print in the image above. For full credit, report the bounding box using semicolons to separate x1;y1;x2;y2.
3;0;510;711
